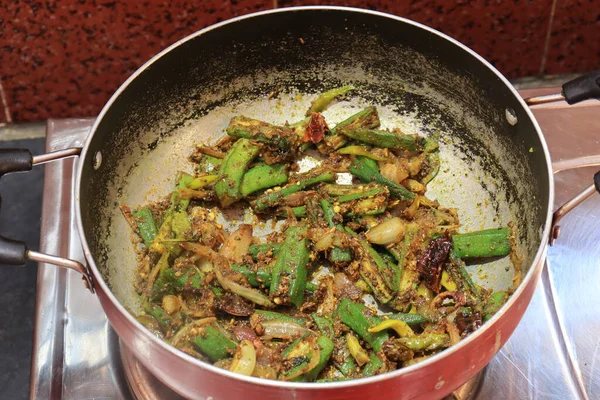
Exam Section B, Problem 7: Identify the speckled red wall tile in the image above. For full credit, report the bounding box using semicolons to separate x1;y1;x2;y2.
0;0;272;122
544;0;600;75
277;0;553;79
1;0;597;123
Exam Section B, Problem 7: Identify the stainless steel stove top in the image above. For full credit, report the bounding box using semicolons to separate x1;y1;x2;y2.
29;89;600;399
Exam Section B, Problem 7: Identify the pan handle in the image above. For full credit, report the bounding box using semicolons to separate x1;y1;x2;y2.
524;70;600;105
550;159;600;245
0;147;94;292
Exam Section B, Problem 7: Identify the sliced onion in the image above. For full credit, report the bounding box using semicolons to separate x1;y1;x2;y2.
214;267;274;308
366;217;406;245
229;340;257;376
333;272;362;300
403;196;421;220
162;295;181;314
281;337;321;381
404;179;425;194
314;229;335;251
197;256;213;273
220;224;253;263
346;333;370;367
446;321;461;346
316;275;336;315
260;320;311;340
430;291;466;310
182;243;274;308
380;161;409;184
252;364;279;379
407;156;423;176
233;326;258;342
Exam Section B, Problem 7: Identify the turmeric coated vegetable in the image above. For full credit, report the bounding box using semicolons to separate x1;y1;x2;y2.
350;156;415;200
124;88;516;381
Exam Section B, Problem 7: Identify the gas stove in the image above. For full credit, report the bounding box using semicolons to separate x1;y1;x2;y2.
29;88;600;399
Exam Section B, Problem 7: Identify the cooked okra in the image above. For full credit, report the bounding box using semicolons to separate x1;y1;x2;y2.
123;87;517;381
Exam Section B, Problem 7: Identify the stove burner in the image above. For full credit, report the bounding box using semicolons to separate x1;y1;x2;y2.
120;340;483;400
120;341;184;399
443;371;484;400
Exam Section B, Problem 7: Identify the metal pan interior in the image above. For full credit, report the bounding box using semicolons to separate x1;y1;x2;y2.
78;8;550;317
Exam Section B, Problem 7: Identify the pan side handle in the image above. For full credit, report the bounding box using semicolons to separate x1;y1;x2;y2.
0;147;94;292
550;158;600;245
524;70;600;106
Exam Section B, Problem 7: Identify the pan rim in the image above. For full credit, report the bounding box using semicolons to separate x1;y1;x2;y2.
75;5;555;391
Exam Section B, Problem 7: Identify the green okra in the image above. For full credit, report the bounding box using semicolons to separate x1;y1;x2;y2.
397;333;450;352
336;186;387;203
422;151;440;185
248;243;281;259
330;247;353;263
231;264;317;291
253;309;308;326
151;267;204;301
316;377;349;383
295;335;335;382
341;129;421;151
169;172;195;213
214;138;260;207
319;199;338;226
336;299;388;352
240;163;288;197
446;251;479;298
331;106;380;135
133;208;158;248
193;325;237;362
378;249;396;267
358;240;395;303
281;333;311;361
394;223;418;295
345;196;388;217
145;304;172;332
171;211;191;238
460;265;480;297
335;344;358;377
307;85;355;115
349;156;414;200
292;205;307;218
319;199;353;262
483;291;509;321
279;206;307;219
312;314;335;339
452;227;512;259
197;154;222;173
254;171;336;211
231;264;272;287
362;353;384;377
361;240;395;288
226;116;293;150
270;225;311;307
324;106;381;150
281;360;310;380
211;285;224;297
